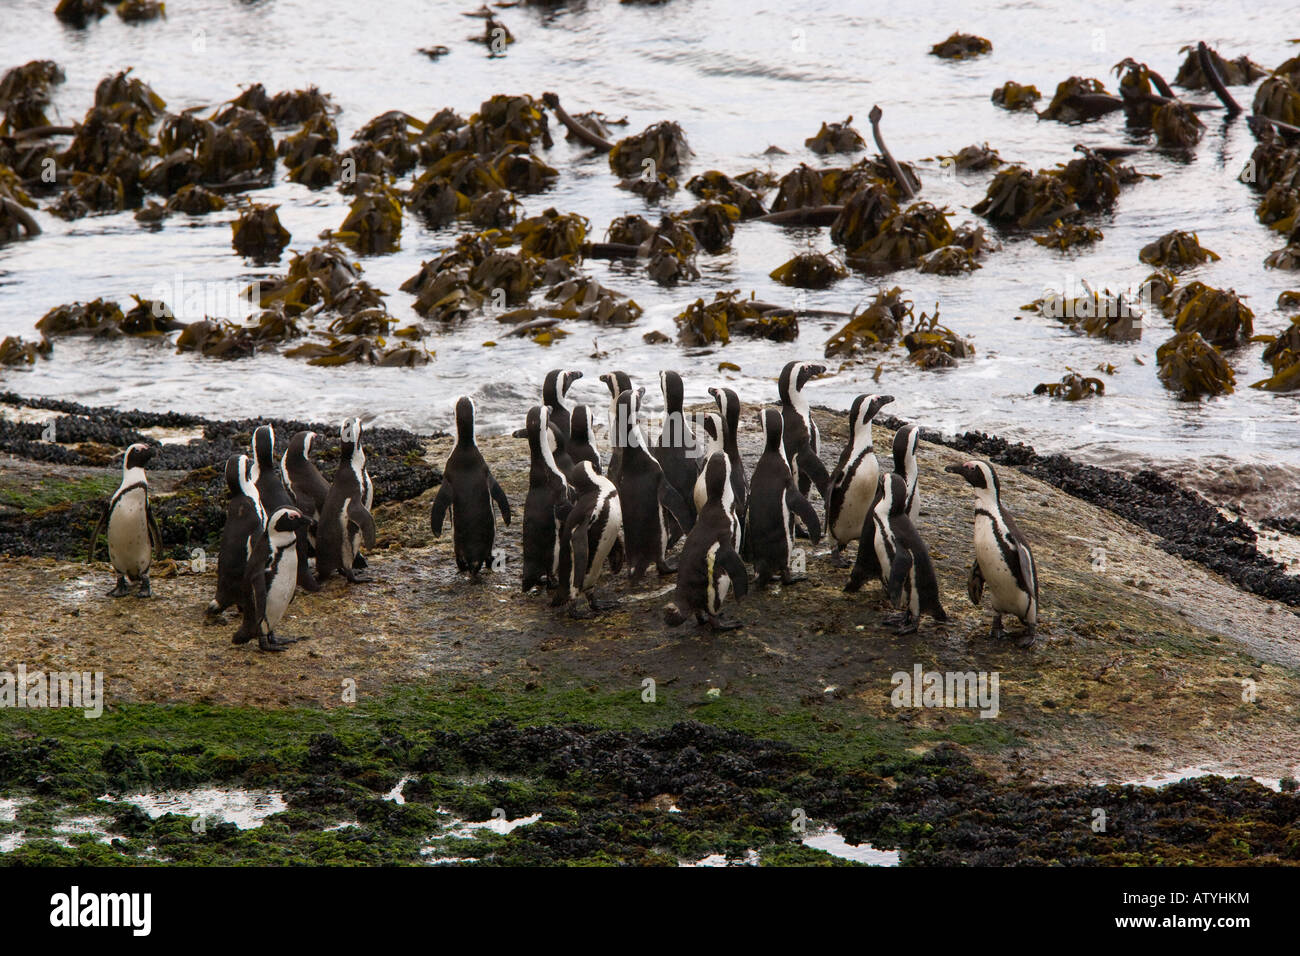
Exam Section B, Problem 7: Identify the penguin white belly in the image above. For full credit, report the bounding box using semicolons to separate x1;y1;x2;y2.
584;496;622;592
833;456;877;544
107;489;151;578
265;550;298;632
974;518;1030;618
693;471;707;514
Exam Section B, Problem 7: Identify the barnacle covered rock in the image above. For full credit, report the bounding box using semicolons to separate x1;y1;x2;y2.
824;286;913;357
1157;331;1235;397
608;120;691;178
1034;371;1105;400
1139;230;1220;270
992;81;1041;111
1167;282;1253;345
231;203;291;259
930;33;991;59
805;117;865;154
769;251;847;288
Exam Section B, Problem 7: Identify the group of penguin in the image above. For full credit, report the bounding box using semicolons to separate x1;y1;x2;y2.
89;359;1039;650
429;360;1040;647
90;419;376;652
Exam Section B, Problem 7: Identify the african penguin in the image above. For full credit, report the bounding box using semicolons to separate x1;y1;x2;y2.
611;386;692;582
89;442;162;598
567;404;601;474
778;360;832;503
946;460;1039;647
429;397;511;577
599;370;633;483
317;417;378;583
542;368;583;442
826;394;894;566
516;405;572;593
207;454;266;619
234;507;312;653
282;431;329;529
707;385;748;536
893;423;921;525
251;425;320;592
551;460;623;618
663;452;749;631
691;412;726;513
653;370;698;532
747;409;822;589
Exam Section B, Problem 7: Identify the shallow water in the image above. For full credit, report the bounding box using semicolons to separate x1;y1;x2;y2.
105;786;288;829
2;0;1299;496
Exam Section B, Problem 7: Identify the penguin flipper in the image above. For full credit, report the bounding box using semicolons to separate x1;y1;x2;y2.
967;560;985;605
797;447;832;501
1015;538;1038;605
87;502;109;563
785;482;822;545
718;546;749;601
658;478;693;533
570;516;592;594
146;497;163;560
887;549;913;606
429;479;453;535
352;505;377;550
489;475;512;526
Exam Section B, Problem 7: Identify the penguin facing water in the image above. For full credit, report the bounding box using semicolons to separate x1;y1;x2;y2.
234;506;312;653
708;386;748;549
251;425;320;592
515;405;572;593
691;412;726;514
317;418;378;583
599;370;633;483
893;423;921;525
946;460;1039;647
430;397;511;577
826;394;894;566
542;368;583;443
282;431;329;532
207;454;265;619
552;460;623;618
89;442;162;598
654;370;698;531
747;409;822;589
664;452;749;631
778;360;832;503
567;404;601;474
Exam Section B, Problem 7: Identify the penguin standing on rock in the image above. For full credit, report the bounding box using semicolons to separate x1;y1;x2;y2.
611;386;693;582
845;473;946;635
251;425;320;592
429;397;511;578
89;443;162;598
946;460;1039;647
664;453;749;631
552;460;623;618
207;454;265;619
542;368;583;443
235;507;312;653
748;409;822;589
893;423;921;525
778;361;832;503
317;418;378;583
826;394;894;567
515;405;572;593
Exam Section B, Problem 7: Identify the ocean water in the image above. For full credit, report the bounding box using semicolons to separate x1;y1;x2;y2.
1;0;1298;501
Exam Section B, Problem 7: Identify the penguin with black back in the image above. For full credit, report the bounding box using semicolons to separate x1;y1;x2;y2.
747;409;822;589
552;460;624;618
778;360;832;504
316;418;378;583
599;370;633;482
542;368;583;443
429;397;512;577
567;404;601;474
207;454;266;619
654;370;698;536
826;394;894;566
514;405;573;593
251;425;320;592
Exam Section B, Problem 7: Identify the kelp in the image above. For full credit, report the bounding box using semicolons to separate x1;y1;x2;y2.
1140;269;1177;310
352;110;423;174
406;171;467;226
1175;45;1265;89
284;336;379;366
121;296;184;335
287;154;340;189
401;266;482;322
333;183;402;255
673;290;796;346
47;171;126;220
1157;331;1235;398
278;112;338;168
618;169;677;201
606;214;655;246
1056;146;1122;210
824;286;913;357
608;120;691;178
469;189;521;228
1138;230;1220;270
1279;290;1300;310
1254;316;1300;391
829;183;897;250
35;299;124;338
769;163;825;212
684;170;766;219
175;319;257;359
141;149;204;196
231;203;291;259
941;143;1002;172
1039;76;1116;123
1034;371;1105;400
544;278;643;325
0;60;64;134
902;307;973;368
1024;284;1143;342
0;334;51;365
246;305;304;343
512;208;589;260
469;251;536;304
992;81;1040;111
266;87;333;127
972;165;1074;228
1253;76;1300;127
1265;243;1300;271
1033;220;1103;250
846;202;954;271
61;107;150;174
94;69;166;120
54;0;108;27
1167;282;1253;345
495;149;559;194
117;1;165;23
917;245;980;274
328;308;392;337
770;251;847;288
824;155;922;202
1256;184;1299;234
930;33;991;60
1152;101;1204;149
805;117;865;154
677;201;739;253
198;106;275;182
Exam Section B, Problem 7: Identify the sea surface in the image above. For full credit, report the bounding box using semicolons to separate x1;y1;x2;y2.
2;0;1298;511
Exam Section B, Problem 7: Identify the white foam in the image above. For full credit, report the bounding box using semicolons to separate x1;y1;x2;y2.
104;787;287;829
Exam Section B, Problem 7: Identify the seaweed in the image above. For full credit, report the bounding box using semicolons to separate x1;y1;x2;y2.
1174;45;1265;88
1039;76;1117;123
1024;284;1142;342
0;335;52;366
1253;316;1300;391
917;245;980;274
121;297;184;336
333;183;403;255
769;251;847;288
824;286;913;357
1167;282;1253;345
544;278;643;325
35;299;125;338
677;201;738;254
1139;230;1220;270
1034;371;1105;400
175;319;257;359
673;290;796;346
1264;243;1300;271
770;163;825;212
829;183;897;251
805;117;865;155
608;121;691;178
902;306;972;368
1156;331;1235;398
846;202;954;271
1152;101;1204;149
991;81;1040;111
1033;220;1103;251
231;204;291;260
166;184;225;215
684;170;766;219
1253;75;1300;127
930;33;992;60
972;165;1073;228
941;143;1002;172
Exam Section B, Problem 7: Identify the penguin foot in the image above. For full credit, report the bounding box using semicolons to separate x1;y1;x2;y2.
257;633;292;653
882;611;907;626
990;613;1005;642
894;618;919;636
299;575;322;593
108;577;131;598
567;601;594;620
829;549;851;569
232;629;254;645
136;578;152;598
1016;624;1037;649
707;614;743;632
655;560;677;576
343;570;372;584
352;554;368;570
780;572;807;586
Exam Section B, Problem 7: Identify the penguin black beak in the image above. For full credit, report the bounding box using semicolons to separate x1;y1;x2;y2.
512;428;528;439
945;464;971;483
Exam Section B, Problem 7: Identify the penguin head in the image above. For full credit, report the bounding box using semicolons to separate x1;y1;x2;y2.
659;370;683;411
759;408;783;450
945;460;998;497
703;451;730;502
290;430;316;461
224;455;244;494
566;459;598;493
709;386;739;431
518;405;545;443
571;404;590;442
268;507;309;543
600;370;630;400
340;418;362;447
778;361;826;403
611;388;644;449
252;425;275;466
562;369;583;398
857;394;895;429
123;443;154;473
453;397;476;443
700;412;725;455
893;423;920;471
